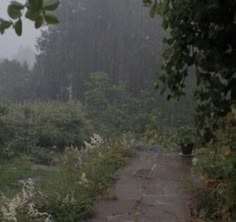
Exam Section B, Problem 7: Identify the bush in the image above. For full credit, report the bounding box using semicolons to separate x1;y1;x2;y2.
0;101;90;158
192;111;236;222
192;152;236;222
0;179;52;222
83;72;165;137
31;148;54;165
0;135;134;222
39;135;133;221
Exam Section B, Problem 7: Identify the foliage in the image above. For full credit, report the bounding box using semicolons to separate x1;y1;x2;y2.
40;135;133;222
0;0;60;36
83;72;193;153
0;157;35;192
84;72;116;114
144;0;236;143
142;127;179;151
31;148;54;165
83;72;133;136
192;151;236;222
0;68;193;159
178;126;196;145
84;72;194;138
33;0;164;100
0;135;134;222
0;179;52;222
192;112;236;221
0;102;90;158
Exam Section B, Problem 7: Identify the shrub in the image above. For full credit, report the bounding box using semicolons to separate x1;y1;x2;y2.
0;135;134;222
0;101;90;158
0;157;33;192
31;148;54;165
178;126;196;145
0;179;52;222
192;111;236;222
192;152;236;222
39;135;133;221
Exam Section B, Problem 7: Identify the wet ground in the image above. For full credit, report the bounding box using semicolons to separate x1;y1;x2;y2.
88;151;193;222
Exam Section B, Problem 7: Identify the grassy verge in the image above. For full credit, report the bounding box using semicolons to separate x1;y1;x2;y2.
0;135;134;222
191;148;236;221
191;113;236;222
0;157;50;193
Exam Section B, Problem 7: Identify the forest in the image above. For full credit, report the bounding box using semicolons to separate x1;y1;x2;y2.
0;0;235;221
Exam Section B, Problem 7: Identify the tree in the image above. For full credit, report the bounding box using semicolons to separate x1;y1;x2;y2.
0;59;31;102
33;0;163;99
0;0;60;36
144;0;236;142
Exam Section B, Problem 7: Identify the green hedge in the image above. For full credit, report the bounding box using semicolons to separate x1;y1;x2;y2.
0;102;90;158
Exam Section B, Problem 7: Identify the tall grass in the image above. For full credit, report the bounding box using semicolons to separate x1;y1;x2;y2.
0;135;134;222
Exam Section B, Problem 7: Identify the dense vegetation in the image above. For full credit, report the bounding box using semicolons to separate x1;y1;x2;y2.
0;102;89;159
144;0;236;221
1;0;235;221
0;135;133;221
0;2;194;221
192;113;236;221
145;0;236;142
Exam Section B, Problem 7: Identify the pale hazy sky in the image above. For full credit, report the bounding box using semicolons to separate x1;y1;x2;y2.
0;0;40;59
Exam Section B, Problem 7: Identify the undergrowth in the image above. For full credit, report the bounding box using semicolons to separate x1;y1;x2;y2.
0;135;134;222
191;111;236;222
0;101;90;159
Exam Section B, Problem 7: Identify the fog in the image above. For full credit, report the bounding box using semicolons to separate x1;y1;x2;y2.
0;1;198;221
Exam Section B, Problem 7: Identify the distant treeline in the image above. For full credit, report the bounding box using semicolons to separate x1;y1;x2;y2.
32;0;164;99
0;0;195;129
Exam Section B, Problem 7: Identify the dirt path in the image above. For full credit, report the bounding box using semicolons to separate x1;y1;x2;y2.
88;151;193;222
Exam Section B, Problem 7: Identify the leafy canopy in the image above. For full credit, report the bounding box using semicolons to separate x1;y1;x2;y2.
0;0;60;36
144;0;236;142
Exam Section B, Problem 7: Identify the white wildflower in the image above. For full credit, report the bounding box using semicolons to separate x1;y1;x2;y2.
0;179;52;221
84;134;103;151
92;134;103;144
192;157;199;166
62;191;76;205
84;141;94;150
81;172;88;184
77;172;89;188
45;215;53;222
63;146;82;168
63;193;70;205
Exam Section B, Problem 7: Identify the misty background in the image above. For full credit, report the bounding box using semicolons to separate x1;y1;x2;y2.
0;0;38;68
0;0;195;128
0;1;196;219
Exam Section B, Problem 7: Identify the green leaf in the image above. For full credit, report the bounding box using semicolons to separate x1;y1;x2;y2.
14;19;22;36
10;1;25;10
0;19;12;34
149;3;157;18
162;19;169;29
26;0;43;11
8;5;22;19
0;19;12;29
25;9;41;21
44;14;59;24
43;0;60;11
35;16;44;29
